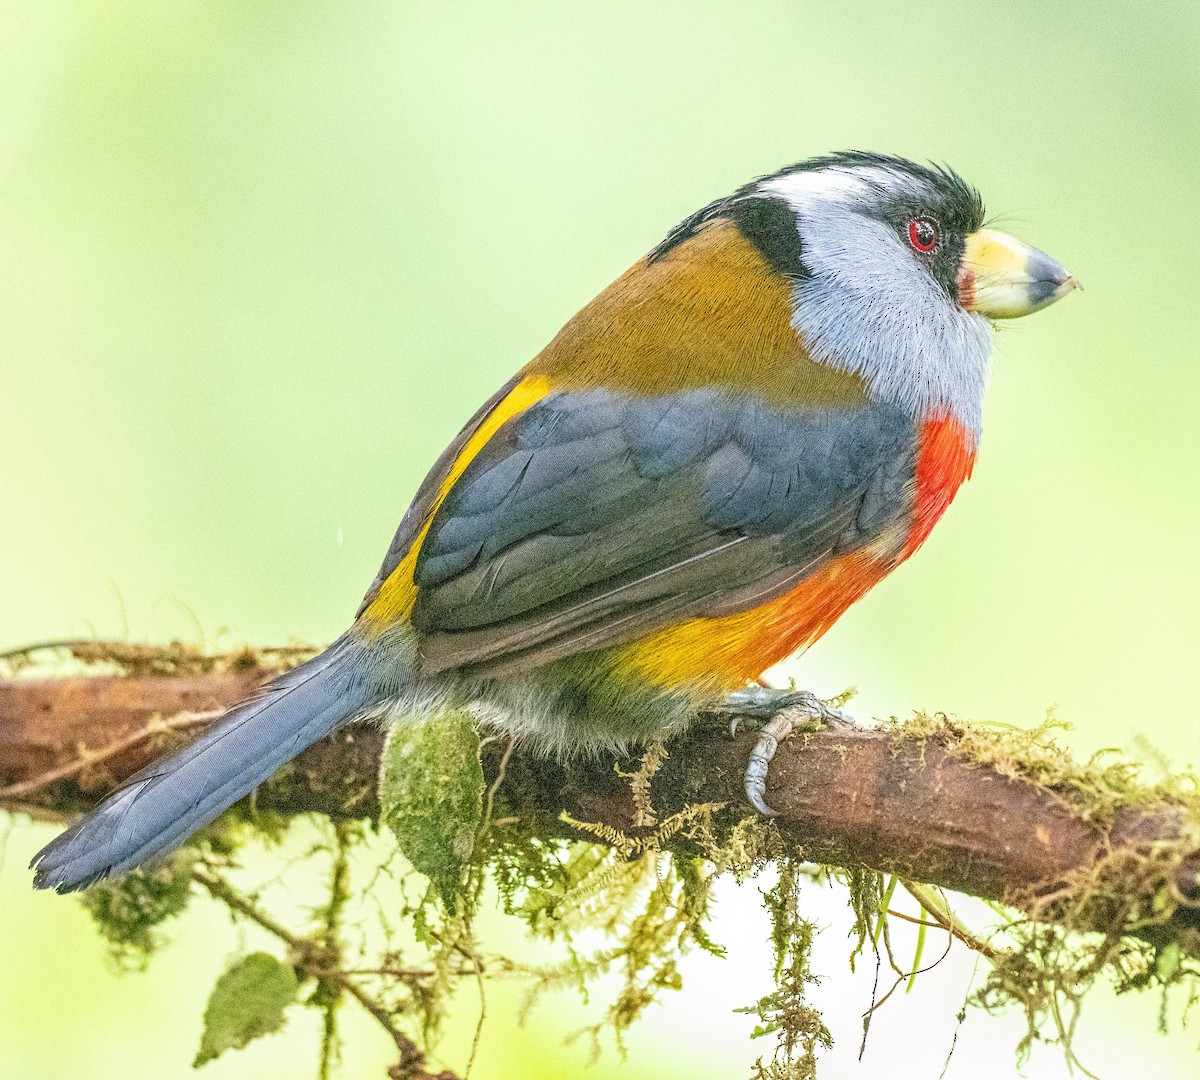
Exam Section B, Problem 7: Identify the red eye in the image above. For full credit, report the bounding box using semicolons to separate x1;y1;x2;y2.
908;218;938;252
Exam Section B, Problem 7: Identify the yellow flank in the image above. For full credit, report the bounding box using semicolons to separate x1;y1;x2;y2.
358;375;552;634
615;609;777;694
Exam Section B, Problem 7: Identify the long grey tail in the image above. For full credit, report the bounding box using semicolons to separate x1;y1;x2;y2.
31;635;377;893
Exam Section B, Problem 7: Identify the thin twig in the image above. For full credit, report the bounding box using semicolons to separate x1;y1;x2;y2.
341;967;438;980
0;710;220;800
0;639;102;662
902;882;1001;962
192;869;461;1080
480;736;516;842
862;926;954;1018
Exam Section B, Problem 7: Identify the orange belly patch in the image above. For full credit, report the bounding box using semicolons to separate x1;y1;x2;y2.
613;549;890;691
615;414;976;692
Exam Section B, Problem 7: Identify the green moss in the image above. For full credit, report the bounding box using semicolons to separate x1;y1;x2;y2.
80;847;199;967
885;710;1200;825
489;745;736;1057
380;710;484;913
742;859;832;1080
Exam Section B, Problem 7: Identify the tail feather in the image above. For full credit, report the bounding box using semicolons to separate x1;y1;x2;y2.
31;636;375;893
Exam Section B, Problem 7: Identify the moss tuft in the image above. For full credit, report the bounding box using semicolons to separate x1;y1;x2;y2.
886;710;1200;825
80;848;199;967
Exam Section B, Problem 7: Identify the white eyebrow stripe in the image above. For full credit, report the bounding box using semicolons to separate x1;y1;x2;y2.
759;168;866;209
759;166;911;213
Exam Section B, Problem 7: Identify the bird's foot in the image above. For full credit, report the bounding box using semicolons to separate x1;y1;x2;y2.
713;687;855;818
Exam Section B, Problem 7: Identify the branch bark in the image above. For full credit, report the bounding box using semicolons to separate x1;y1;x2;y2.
3;647;1199;946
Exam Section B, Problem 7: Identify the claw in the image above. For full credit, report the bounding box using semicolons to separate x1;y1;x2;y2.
744;729;780;817
726;688;857;817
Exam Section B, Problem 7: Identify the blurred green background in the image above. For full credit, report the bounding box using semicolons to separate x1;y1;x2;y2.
2;3;1198;1078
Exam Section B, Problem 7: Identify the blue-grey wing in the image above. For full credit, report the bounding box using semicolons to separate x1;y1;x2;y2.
409;388;916;676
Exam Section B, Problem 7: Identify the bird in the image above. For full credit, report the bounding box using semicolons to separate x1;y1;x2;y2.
31;151;1078;893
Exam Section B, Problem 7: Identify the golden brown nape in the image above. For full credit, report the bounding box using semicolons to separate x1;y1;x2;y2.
530;219;869;405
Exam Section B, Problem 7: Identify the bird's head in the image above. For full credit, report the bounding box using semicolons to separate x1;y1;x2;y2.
653;152;1078;440
752;152;1077;318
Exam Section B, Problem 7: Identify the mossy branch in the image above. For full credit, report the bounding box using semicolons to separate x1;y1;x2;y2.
3;640;1200;954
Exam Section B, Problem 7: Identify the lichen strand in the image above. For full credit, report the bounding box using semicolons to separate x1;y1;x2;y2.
77;805;283;968
484;744;743;1058
973;828;1200;1067
481;749;833;1074
80;847;200;966
744;858;834;1080
887;710;1200;823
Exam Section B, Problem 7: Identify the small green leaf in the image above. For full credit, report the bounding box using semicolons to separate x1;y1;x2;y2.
1156;942;1181;982
194;952;300;1067
379;711;484;913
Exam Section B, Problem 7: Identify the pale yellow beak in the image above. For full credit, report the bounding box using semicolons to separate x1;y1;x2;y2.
959;228;1079;319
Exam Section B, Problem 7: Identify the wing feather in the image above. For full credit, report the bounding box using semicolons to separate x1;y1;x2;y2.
408;387;916;676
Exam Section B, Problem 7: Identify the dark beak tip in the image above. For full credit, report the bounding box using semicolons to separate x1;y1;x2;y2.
1026;248;1080;307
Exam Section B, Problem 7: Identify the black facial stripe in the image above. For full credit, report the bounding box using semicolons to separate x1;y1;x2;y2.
648;191;807;278
725;197;808;278
940;233;968;302
879;188;979;302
